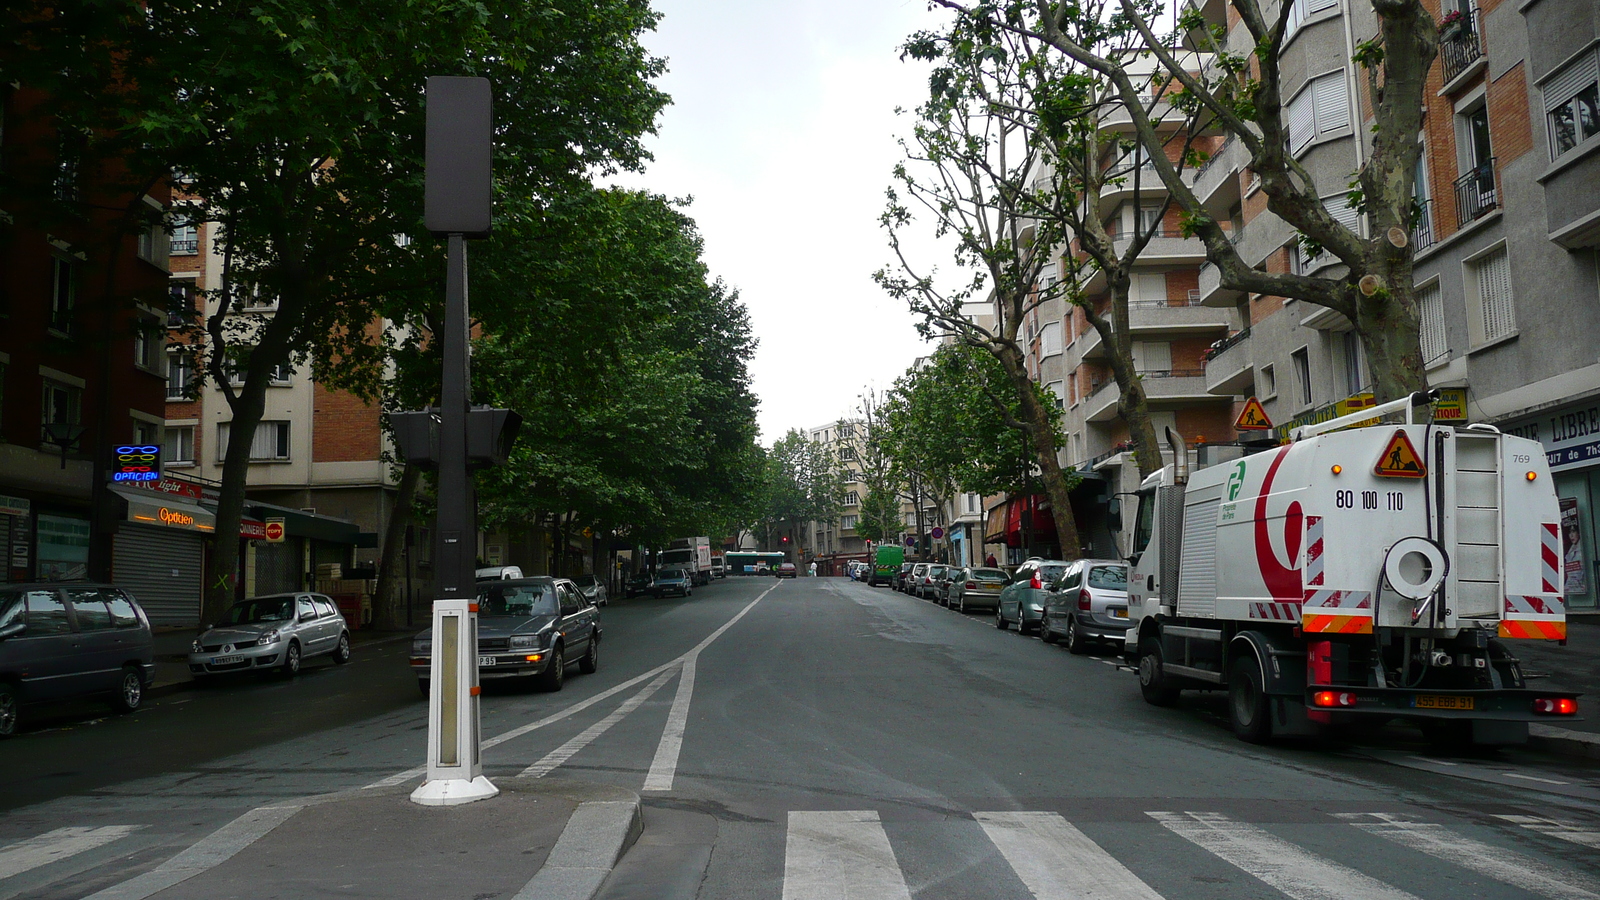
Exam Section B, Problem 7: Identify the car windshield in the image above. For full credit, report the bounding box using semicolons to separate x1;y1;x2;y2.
221;597;294;625
572;575;596;587
660;570;685;580
972;568;1007;581
477;584;559;617
1088;566;1128;590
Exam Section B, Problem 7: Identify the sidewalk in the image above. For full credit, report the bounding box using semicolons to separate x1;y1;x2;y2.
148;626;417;697
1509;617;1600;760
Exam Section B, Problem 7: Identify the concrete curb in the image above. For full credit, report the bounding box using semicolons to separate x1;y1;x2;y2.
1529;724;1600;762
511;797;644;900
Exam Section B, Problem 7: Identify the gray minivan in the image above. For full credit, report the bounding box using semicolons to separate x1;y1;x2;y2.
0;584;156;737
1040;559;1130;653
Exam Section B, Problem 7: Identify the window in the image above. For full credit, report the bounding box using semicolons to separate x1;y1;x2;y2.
24;591;71;635
136;198;168;267
225;348;292;386
1286;72;1350;154
1293;194;1365;273
167;351;193;400
1469;247;1515;344
1338;332;1365;396
1040;321;1062;357
839;445;856;461
840;515;858;530
49;257;76;334
1417;282;1448;365
1291;348;1312;407
1133;272;1167;303
165;425;195;465
41;379;82;445
1545;51;1600;160
1046;380;1065;410
168;280;196;327
1286;0;1339;36
55;137;80;202
133;319;162;371
1455;104;1497;225
838;423;855;438
170;220;199;255
843;491;859;506
1260;364;1277;398
218;420;290;461
1131;341;1172;373
131;418;160;446
65;588;113;631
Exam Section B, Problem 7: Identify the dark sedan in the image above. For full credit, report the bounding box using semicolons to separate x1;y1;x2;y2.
410;576;599;694
625;573;653;598
776;563;798;578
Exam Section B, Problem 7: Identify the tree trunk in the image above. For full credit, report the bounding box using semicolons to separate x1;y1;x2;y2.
202;374;272;627
1009;363;1083;561
371;462;421;631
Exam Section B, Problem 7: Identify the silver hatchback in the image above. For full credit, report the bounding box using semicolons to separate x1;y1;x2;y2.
1040;560;1130;653
188;593;352;678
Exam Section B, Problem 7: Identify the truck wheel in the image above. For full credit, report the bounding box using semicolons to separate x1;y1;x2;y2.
1228;655;1273;743
1137;635;1180;706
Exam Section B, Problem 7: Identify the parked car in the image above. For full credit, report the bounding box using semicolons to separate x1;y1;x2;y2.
411;577;598;694
625;572;654;598
571;573;608;607
189;592;352;679
944;567;1008;612
0;584;155;737
777;562;798;578
892;562;915;591
996;559;1072;633
475;565;523;581
916;564;949;600
652;568;693;597
904;563;929;594
931;566;966;605
1040;560;1131;653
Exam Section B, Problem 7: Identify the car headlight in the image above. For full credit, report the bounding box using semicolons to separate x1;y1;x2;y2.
510;635;537;649
191;639;204;653
260;630;281;644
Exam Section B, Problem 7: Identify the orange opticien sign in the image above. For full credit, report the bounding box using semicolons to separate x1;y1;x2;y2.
1235;398;1273;431
1374;430;1427;478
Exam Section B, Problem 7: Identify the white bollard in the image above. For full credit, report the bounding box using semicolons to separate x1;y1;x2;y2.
411;598;498;806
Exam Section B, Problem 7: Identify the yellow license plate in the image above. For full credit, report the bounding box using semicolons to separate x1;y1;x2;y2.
1413;694;1474;710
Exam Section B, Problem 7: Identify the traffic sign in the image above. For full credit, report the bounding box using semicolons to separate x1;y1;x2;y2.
264;518;286;542
905;536;916;546
931;527;944;539
1374;430;1427;478
1235;398;1273;431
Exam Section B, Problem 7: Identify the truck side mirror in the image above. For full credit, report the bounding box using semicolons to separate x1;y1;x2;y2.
1106;497;1123;533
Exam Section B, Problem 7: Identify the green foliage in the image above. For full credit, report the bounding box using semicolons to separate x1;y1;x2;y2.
752;429;843;540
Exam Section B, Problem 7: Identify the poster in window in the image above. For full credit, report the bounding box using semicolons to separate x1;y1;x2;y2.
1561;497;1588;596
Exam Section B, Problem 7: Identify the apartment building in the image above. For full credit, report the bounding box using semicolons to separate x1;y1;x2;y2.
805;419;869;574
1190;0;1600;610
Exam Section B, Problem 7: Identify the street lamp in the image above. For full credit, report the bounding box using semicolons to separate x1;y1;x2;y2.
41;422;86;469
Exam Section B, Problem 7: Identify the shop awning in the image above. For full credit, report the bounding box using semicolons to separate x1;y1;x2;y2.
246;501;360;543
113;486;215;534
983;495;1059;548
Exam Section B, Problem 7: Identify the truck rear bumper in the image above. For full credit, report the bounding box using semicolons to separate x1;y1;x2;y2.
1305;684;1581;722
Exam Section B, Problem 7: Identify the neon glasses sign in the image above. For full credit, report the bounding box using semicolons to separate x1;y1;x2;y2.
112;445;162;482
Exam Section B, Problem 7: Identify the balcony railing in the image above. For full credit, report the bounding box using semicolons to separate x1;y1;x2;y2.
1193;136;1235;183
1412;199;1436;252
1204;326;1251;361
1439;9;1484;85
1128;295;1205;309
1453;159;1498;227
170;237;199;255
1141;367;1208;379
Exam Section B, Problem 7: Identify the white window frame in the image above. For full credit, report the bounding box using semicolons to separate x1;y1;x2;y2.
164;423;196;466
217;420;291;462
1415;279;1449;367
1286;72;1351;155
1286;0;1340;39
1542;49;1600;162
135;196;169;269
1040;321;1063;357
132;317;163;373
843;491;859;506
170;219;199;256
1259;363;1277;400
1465;243;1515;347
166;349;193;400
1291;348;1313;408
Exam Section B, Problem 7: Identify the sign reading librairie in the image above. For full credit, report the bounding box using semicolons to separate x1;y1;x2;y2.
111;445;162;482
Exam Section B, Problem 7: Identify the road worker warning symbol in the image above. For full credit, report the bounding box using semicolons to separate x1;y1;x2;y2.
1374;430;1427;478
1234;398;1273;431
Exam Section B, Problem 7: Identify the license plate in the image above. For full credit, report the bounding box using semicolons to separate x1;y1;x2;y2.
478;656;496;666
1110;609;1128;619
211;655;244;665
1413;694;1474;710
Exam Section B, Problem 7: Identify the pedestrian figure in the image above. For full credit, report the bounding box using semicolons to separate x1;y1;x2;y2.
985;553;998;568
808;561;817;577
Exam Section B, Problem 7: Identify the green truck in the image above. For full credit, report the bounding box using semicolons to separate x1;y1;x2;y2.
869;545;904;587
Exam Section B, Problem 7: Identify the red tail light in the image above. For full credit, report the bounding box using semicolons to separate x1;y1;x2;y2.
1078;589;1092;611
1312;691;1357;708
1030;573;1042;589
966;582;977;589
1533;698;1578;715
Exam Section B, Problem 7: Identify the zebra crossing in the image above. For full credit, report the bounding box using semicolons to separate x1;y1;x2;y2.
4;803;1600;900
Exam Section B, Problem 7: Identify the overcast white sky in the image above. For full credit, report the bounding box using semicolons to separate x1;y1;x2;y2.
610;0;948;443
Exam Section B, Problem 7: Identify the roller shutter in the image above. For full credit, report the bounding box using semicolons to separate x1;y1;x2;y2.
113;524;204;625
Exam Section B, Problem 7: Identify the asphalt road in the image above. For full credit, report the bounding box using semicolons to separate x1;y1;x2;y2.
3;575;1600;900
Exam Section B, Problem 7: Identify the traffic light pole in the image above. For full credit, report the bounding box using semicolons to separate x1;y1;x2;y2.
435;234;476;601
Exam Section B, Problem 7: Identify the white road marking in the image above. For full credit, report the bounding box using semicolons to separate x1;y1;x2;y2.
1149;811;1421;900
1501;772;1570;785
783;811;912;900
520;668;678;777
1338;812;1600;900
0;826;143;880
642;582;780;791
975;811;1164;900
1496;815;1600;850
80;806;301;900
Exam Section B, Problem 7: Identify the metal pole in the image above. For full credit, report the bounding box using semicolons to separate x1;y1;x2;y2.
434;234;476;599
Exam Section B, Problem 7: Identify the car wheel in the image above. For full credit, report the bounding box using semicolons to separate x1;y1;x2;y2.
537;646;565;692
0;683;18;737
111;666;143;713
1065;616;1088;655
995;608;1008;630
1137;635;1180;706
1228;654;1273;743
579;636;599;674
1040;614;1058;644
332;633;352;665
280;641;302;678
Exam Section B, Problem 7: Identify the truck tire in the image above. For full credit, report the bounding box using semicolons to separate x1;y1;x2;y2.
1137;635;1180;706
1228;654;1273;743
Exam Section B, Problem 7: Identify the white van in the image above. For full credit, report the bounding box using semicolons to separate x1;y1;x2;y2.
474;565;523;581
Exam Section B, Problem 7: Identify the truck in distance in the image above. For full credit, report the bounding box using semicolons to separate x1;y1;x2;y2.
659;537;713;586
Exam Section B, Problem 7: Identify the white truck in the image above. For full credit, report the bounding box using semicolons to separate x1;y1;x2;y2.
660;537;713;586
1127;391;1579;745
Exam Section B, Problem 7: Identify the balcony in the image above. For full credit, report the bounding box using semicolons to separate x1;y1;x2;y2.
1111;228;1207;263
1412;199;1436;253
1193;137;1243;212
1453;159;1498;228
1074;296;1231;360
1143;368;1213;402
1083;379;1121;421
1197;261;1243;307
1439;9;1484;87
1204;327;1254;395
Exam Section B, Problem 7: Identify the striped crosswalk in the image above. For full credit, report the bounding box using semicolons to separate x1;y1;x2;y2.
5;805;1600;899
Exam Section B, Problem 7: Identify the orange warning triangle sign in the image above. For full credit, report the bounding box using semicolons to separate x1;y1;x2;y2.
1234;397;1273;431
1374;429;1427;478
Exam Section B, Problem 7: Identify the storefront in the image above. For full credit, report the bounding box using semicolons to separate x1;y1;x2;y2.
110;485;213;625
1503;398;1600;612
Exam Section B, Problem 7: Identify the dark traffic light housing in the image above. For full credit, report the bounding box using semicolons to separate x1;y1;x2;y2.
390;406;522;471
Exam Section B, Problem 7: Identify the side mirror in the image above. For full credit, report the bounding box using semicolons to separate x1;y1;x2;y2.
0;621;25;640
1106;497;1123;533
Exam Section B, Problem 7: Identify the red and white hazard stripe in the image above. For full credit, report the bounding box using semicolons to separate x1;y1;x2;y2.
1541;523;1560;594
1305;516;1325;588
1249;602;1301;621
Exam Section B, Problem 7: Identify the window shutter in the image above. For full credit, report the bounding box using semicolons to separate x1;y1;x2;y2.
1288;87;1316;153
1544;50;1600;111
1313;73;1349;137
1308;0;1338;13
1042;322;1062;356
1417;283;1448;364
1476;249;1515;342
1136;271;1168;302
1329;193;1363;236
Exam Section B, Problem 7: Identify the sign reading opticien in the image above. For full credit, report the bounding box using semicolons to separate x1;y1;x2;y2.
111;445;162;482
